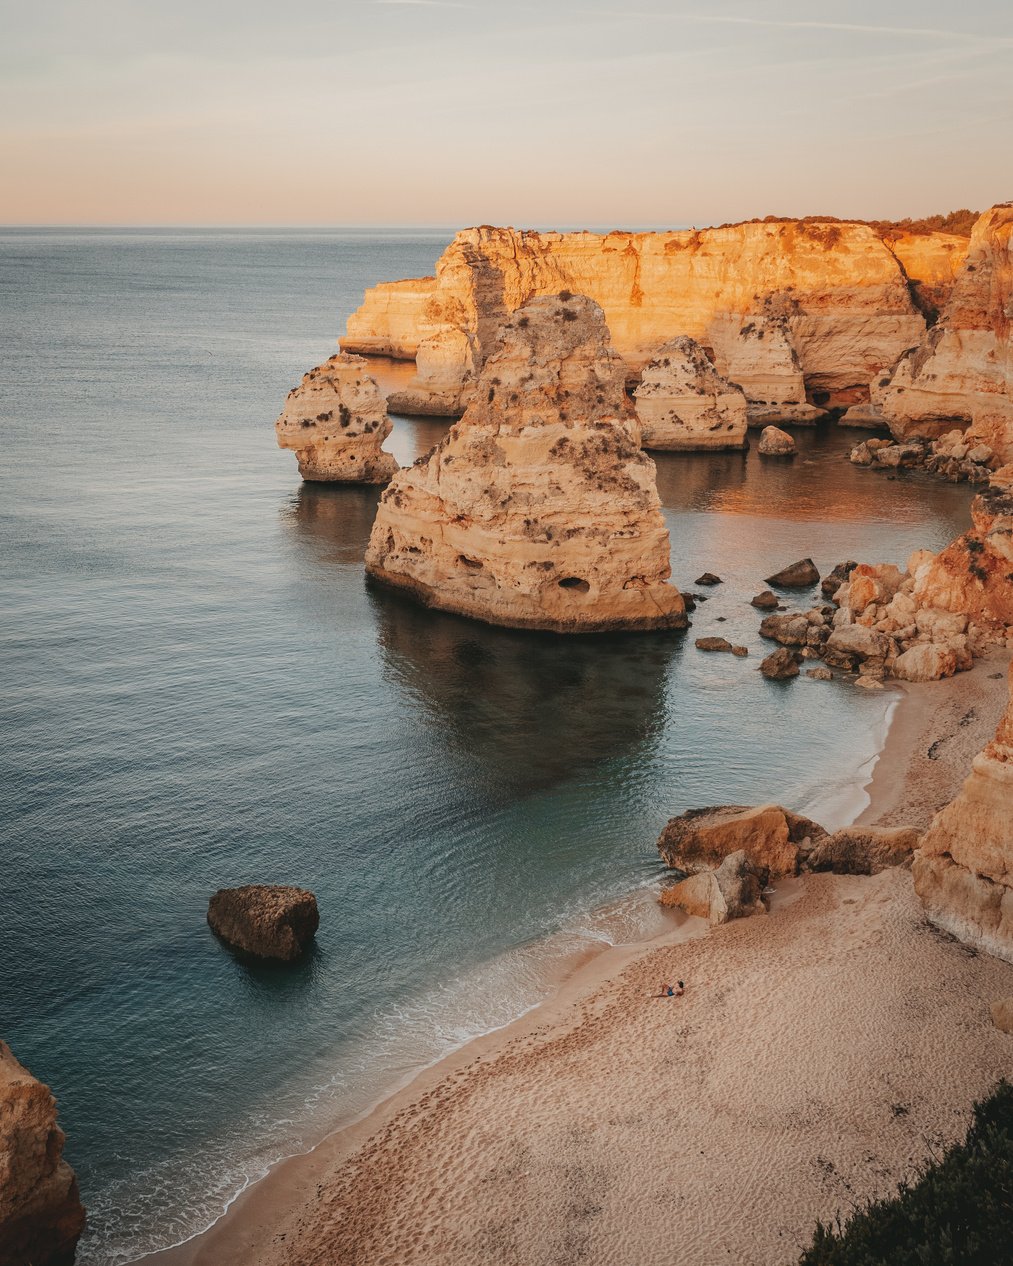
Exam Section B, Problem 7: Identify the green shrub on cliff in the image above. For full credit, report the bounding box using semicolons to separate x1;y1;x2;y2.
800;1081;1013;1265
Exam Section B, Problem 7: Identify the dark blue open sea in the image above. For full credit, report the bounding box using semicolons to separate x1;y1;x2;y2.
0;228;974;1263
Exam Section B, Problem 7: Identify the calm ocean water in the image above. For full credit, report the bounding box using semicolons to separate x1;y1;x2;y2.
0;229;974;1263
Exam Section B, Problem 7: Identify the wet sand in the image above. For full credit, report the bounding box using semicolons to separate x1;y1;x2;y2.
145;653;1013;1266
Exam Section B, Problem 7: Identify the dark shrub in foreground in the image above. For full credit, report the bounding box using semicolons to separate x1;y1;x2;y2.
800;1081;1013;1265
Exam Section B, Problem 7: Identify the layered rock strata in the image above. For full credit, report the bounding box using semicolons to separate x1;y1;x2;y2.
913;661;1013;961
851;205;1012;458
365;295;687;634
207;885;320;961
0;1041;85;1266
276;354;398;483
344;222;964;416
632;336;748;450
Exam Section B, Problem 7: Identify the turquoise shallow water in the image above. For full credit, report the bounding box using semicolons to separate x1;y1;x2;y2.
0;229;975;1263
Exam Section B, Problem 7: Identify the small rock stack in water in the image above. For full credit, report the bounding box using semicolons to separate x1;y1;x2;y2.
276;353;398;484
633;336;748;451
365;294;688;633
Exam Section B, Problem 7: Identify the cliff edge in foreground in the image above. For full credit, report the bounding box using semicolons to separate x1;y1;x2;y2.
365;294;687;633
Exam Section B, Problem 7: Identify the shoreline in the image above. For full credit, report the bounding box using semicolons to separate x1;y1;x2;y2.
134;651;1010;1266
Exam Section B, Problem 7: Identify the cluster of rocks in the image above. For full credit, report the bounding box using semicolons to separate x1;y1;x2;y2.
657;803;920;925
850;432;999;484
0;1041;85;1266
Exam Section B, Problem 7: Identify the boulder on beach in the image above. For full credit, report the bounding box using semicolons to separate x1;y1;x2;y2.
657;803;826;878
807;825;921;875
757;425;796;456
760;646;800;679
207;885;320;961
0;1040;86;1266
659;850;768;925
765;558;820;588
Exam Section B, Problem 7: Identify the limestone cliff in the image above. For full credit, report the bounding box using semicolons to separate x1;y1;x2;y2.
344;222;962;416
386;329;477;417
914;661;1013;961
707;300;826;424
364;294;687;633
276;353;398;483
633;336;748;450
868;205;1013;454
0;1041;85;1266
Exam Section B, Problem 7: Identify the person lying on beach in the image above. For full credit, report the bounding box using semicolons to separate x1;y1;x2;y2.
656;982;686;997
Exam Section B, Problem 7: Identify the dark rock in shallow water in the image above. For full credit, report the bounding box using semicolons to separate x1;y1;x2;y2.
0;1040;86;1266
760;646;800;679
695;636;733;652
821;559;857;598
695;572;722;586
765;558;820;588
750;590;779;609
208;885;319;961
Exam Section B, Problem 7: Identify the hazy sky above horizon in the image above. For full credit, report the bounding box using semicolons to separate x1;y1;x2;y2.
2;0;1010;227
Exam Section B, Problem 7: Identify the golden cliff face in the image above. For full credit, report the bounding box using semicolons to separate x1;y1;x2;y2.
875;205;1013;453
913;660;1013;961
364;294;687;634
343;221;966;416
275;353;398;484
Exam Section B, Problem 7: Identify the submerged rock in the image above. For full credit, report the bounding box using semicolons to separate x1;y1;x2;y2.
695;636;733;653
659;850;768;925
365;295;688;633
0;1041;85;1266
207;885;320;961
914;661;1013;961
276;353;398;484
657;803;825;878
634;336;748;450
765;558;820;588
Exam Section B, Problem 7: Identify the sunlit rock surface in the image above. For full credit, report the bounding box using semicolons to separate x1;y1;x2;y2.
365;295;687;633
633;336;748;450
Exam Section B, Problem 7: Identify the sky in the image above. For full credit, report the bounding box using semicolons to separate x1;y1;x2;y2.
1;0;1010;226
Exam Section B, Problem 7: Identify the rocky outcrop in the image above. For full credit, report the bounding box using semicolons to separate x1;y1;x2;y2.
343;222;960;415
707;302;826;425
761;646;801;679
0;1041;85;1266
807;825;921;875
386;329;478;417
276;354;398;483
207;885;320;961
862;205;1012;457
632;336;748;450
766;558;820;588
913;661;1013;961
758;426;796;456
364;295;688;633
659;850;768;924
657;804;826;878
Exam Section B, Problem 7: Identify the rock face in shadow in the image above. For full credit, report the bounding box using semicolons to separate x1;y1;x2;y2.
343;222;963;415
865;204;1013;456
914;661;1013;961
657;804;826;878
365;294;687;633
207;885;319;961
276;353;398;484
0;1041;85;1266
633;336;748;451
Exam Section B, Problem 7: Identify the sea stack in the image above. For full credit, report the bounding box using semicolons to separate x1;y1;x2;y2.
364;294;688;633
633;336;748;450
0;1040;86;1266
207;885;320;962
275;353;398;484
913;660;1013;961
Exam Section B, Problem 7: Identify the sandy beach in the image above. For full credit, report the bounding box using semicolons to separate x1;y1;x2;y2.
147;653;1013;1266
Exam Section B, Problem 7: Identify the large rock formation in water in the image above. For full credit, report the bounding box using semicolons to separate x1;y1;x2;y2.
633;336;748;450
859;205;1013;456
275;353;398;483
0;1041;85;1266
343;221;967;416
364;294;687;633
207;885;320;961
914;661;1013;961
